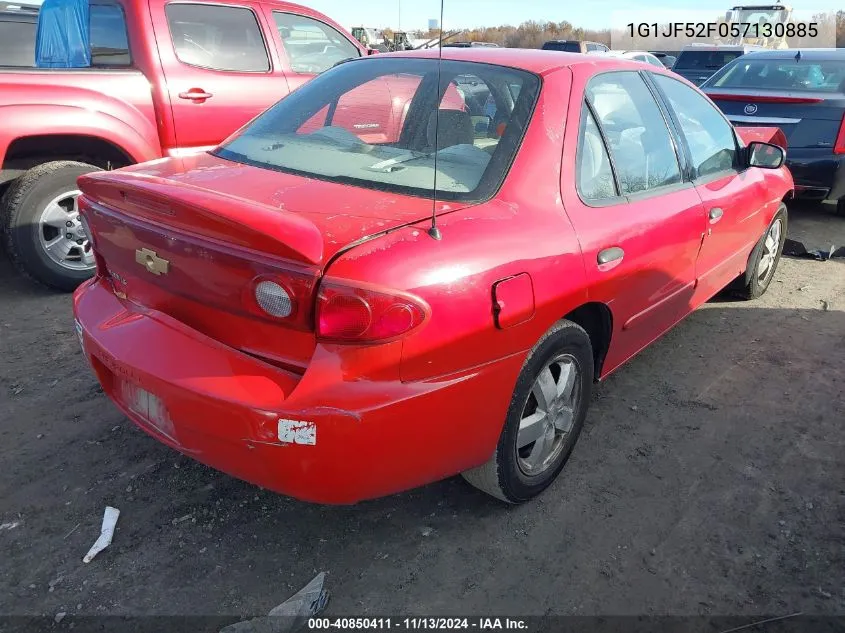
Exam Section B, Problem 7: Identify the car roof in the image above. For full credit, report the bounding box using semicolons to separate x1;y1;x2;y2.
375;47;645;75
740;48;845;60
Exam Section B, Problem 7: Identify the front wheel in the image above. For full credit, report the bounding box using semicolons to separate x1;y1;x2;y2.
461;320;594;503
1;161;101;292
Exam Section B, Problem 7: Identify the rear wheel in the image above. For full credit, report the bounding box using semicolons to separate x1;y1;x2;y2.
461;320;593;503
1;161;101;291
735;205;787;300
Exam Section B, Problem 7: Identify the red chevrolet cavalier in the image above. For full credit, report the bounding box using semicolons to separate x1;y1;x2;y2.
73;49;793;504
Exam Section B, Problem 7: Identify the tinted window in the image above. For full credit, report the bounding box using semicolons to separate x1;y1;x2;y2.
217;58;540;202
653;74;737;178
274;13;360;74
586;72;681;195
0;19;36;66
543;41;580;53
708;57;845;93
674;50;742;71
90;4;131;66
166;4;269;72
576;103;617;201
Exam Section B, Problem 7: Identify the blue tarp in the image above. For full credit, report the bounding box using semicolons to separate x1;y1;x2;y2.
35;0;91;68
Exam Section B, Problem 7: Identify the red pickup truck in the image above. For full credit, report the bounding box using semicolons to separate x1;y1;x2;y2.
0;0;371;290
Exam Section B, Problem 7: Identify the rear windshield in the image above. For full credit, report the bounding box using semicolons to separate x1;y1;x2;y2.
709;58;845;93
542;42;579;52
674;50;743;70
215;58;541;202
0;19;36;66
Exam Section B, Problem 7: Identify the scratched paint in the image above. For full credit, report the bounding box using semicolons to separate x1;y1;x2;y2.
278;419;317;446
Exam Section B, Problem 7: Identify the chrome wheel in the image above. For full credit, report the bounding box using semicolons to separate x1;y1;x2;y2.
37;190;93;272
516;354;582;477
756;218;782;284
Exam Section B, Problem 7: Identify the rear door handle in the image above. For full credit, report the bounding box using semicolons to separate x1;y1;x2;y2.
597;247;624;266
709;207;724;223
178;89;213;101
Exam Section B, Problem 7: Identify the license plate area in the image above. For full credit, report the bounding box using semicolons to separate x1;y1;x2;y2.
118;379;177;441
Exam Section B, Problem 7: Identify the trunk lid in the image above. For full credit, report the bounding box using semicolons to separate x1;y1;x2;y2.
706;88;845;150
79;153;463;371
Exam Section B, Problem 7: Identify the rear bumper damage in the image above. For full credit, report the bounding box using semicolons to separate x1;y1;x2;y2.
73;277;520;504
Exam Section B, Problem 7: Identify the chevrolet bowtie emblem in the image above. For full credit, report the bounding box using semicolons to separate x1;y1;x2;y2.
135;248;169;275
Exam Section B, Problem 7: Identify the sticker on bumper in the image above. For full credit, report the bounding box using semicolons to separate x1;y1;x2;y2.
278;420;316;446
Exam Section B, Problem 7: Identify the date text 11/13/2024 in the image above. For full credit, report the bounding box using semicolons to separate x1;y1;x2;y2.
627;21;819;39
308;618;529;630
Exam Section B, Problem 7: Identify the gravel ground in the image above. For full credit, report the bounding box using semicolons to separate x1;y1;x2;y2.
0;202;843;625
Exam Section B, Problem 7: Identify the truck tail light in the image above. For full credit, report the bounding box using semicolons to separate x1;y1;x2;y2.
316;279;428;343
834;113;845;155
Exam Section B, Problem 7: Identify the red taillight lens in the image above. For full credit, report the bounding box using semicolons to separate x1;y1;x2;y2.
316;279;428;343
834;114;845;155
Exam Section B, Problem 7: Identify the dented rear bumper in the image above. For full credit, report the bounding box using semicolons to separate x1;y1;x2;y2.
73;277;521;503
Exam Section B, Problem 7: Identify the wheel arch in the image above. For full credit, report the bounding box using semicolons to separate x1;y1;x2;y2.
563;301;613;381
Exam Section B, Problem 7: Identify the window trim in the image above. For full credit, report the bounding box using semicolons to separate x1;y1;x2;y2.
648;71;742;184
89;1;133;68
579;70;687;206
575;99;625;207
273;10;362;76
164;1;272;74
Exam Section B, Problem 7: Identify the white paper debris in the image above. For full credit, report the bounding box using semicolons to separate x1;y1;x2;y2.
82;506;119;563
277;420;316;446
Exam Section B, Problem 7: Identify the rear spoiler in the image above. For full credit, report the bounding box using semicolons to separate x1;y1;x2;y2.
735;126;788;150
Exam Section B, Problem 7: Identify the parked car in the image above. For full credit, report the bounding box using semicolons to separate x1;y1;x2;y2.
74;49;792;505
673;44;762;85
649;51;678;69
0;0;369;291
444;42;500;48
702;48;845;215
542;40;608;53
589;50;665;68
0;2;38;66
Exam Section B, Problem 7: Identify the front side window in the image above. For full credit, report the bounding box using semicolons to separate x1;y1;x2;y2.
586;72;682;195
576;103;617;202
653;74;737;178
216;58;540;201
274;12;360;75
165;3;269;72
90;4;131;66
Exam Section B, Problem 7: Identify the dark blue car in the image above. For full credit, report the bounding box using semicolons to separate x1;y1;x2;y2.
702;49;845;215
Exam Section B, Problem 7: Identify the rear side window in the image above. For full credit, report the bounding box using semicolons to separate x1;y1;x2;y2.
166;3;269;72
709;58;845;93
90;3;131;67
576;103;617;202
653;74;737;179
586;72;682;195
274;12;360;75
0;19;37;66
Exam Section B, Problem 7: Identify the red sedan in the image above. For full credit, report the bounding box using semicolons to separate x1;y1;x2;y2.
73;49;793;504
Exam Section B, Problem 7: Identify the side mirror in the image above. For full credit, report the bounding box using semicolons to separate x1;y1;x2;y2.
748;141;785;169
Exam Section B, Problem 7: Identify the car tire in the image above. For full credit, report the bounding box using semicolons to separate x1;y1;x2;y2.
735;204;788;300
1;161;101;292
461;320;594;503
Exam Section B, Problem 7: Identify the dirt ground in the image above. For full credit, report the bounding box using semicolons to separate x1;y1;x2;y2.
0;201;843;625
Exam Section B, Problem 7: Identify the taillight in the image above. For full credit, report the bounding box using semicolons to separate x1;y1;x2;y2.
834;113;845;155
316;278;429;343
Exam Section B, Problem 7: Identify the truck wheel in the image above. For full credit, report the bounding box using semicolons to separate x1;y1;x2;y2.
461;320;593;503
1;161;101;292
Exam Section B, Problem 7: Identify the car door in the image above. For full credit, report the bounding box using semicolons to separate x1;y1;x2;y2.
650;73;769;304
266;10;362;93
561;70;707;374
150;0;288;153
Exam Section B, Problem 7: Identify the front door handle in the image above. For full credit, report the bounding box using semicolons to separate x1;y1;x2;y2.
709;207;724;224
597;247;625;266
178;89;213;102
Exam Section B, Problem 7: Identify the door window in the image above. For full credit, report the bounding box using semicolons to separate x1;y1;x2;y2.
273;12;360;74
652;74;737;179
90;3;131;66
165;3;270;72
586;72;682;195
576;102;618;202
